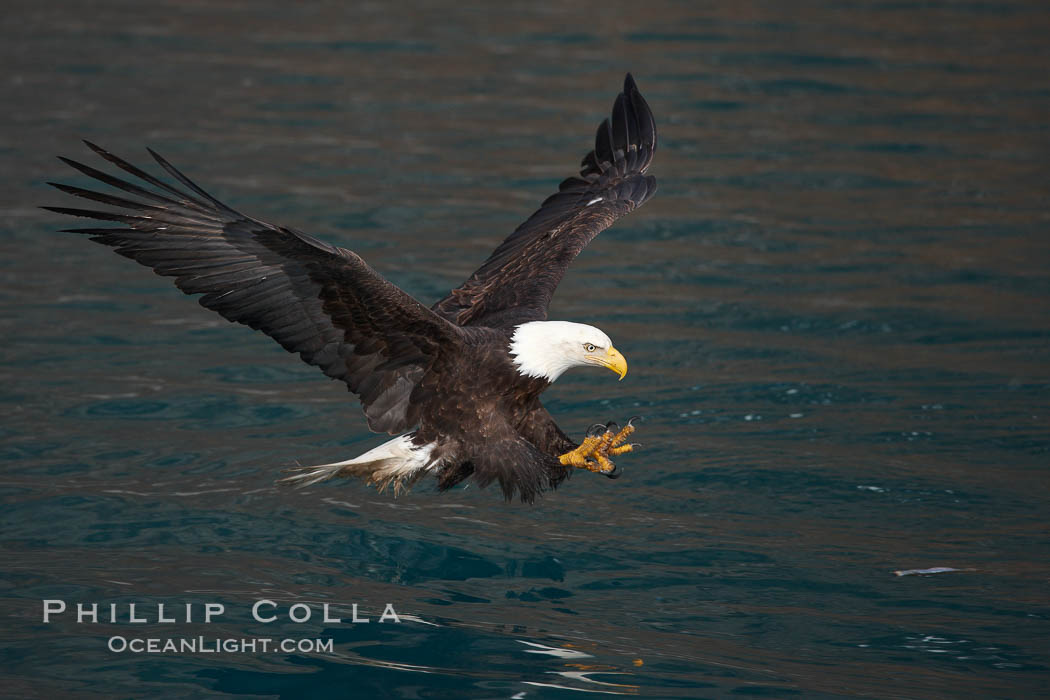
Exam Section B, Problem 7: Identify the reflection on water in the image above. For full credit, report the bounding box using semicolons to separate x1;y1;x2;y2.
2;0;1049;698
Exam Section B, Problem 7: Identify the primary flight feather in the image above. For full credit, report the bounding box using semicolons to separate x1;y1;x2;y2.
45;74;658;502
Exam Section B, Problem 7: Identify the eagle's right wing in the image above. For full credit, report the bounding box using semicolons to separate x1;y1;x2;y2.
45;142;462;435
431;74;657;329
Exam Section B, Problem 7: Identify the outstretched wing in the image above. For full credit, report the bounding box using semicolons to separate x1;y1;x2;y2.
431;73;657;328
44;142;463;435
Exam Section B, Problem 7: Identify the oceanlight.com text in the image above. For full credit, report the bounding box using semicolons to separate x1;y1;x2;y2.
107;636;335;654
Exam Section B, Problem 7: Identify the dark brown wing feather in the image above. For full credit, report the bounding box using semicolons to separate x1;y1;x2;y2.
44;142;463;434
431;73;658;328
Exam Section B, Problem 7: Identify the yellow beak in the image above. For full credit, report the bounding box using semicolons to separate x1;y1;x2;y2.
590;346;628;381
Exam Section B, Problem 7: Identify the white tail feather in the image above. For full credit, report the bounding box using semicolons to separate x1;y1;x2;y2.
278;435;438;495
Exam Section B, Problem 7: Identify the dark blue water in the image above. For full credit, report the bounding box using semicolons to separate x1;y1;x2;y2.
3;1;1049;697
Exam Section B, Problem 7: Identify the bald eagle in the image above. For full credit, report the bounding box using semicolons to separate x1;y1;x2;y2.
45;74;658;502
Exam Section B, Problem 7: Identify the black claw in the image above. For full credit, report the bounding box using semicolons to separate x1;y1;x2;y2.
604;465;622;479
626;415;641;428
605;421;619;434
587;423;607;438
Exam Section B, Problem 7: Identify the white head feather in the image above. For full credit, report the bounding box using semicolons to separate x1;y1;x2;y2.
509;321;621;382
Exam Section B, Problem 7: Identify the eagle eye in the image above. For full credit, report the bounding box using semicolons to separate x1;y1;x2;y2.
584;343;597;352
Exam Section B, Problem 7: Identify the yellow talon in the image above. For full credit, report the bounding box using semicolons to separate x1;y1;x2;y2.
559;436;601;468
610;422;635;447
592;453;615;473
557;420;640;475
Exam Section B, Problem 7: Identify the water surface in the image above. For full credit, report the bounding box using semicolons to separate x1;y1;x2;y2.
2;1;1049;698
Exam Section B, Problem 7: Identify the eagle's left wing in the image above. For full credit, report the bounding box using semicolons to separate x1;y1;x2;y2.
44;142;464;435
431;74;657;329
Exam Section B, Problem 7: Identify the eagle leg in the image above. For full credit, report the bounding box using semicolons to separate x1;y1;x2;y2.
557;419;639;476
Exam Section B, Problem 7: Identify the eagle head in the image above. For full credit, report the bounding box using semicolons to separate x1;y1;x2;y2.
509;321;628;383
